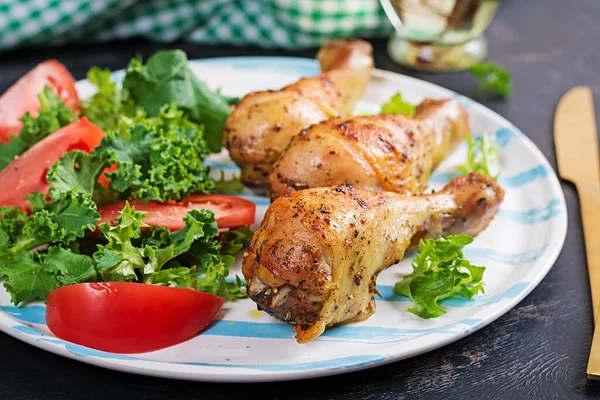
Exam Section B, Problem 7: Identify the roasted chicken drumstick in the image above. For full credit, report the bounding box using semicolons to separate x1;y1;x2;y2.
243;173;504;343
223;39;374;189
268;98;469;200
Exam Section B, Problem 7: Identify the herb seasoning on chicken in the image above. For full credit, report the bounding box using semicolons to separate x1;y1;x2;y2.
268;98;470;199
243;173;504;343
223;39;374;189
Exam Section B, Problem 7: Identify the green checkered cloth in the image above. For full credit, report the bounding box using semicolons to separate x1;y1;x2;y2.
0;0;393;52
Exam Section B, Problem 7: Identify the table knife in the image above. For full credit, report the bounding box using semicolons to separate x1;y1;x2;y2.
554;86;600;379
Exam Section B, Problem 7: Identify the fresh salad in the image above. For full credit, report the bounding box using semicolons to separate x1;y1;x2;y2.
0;51;255;353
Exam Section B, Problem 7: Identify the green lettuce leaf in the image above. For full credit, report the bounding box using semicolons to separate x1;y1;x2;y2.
143;209;216;275
213;171;245;194
145;266;197;288
46;150;108;199
26;192;47;213
0;193;99;303
0;191;99;254
380;92;416;116
469;62;512;97
184;214;239;298
0;207;28;241
2;247;97;305
457;134;500;178
41;247;98;286
2;251;59;305
46;191;100;244
220;226;253;256
394;235;485;319
224;95;241;106
94;203;245;300
0;139;27;172
94;202;149;281
189;236;246;301
122;50;232;153
4;210;58;254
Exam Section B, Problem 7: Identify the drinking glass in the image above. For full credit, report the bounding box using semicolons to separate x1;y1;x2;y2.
380;0;500;72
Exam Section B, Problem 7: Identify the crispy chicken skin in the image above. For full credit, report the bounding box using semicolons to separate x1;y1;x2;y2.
268;98;469;200
243;173;504;343
223;39;374;189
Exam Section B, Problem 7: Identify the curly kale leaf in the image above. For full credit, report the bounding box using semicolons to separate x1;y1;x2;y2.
95;107;214;202
122;50;232;153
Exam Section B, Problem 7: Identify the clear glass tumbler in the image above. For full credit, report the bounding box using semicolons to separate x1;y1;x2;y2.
380;0;500;72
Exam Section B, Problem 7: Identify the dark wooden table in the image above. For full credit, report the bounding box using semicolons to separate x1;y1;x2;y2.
1;1;600;399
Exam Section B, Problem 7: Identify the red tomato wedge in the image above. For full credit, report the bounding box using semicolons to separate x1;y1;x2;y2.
0;60;80;142
46;282;224;354
98;194;256;231
97;163;117;187
0;117;104;210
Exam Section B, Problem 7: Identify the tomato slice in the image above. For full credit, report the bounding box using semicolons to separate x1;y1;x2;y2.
97;163;117;187
182;194;257;229
0;60;80;142
46;282;224;354
0;117;104;210
98;194;256;231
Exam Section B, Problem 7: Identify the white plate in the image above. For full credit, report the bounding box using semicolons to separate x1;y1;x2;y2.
0;57;567;383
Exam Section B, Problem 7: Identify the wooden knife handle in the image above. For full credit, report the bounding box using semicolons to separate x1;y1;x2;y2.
579;186;600;319
587;309;600;378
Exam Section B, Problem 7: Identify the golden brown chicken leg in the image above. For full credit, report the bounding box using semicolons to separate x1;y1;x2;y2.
223;39;374;189
243;172;504;343
268;98;469;200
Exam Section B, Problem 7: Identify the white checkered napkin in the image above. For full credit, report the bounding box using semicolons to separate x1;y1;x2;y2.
0;0;393;52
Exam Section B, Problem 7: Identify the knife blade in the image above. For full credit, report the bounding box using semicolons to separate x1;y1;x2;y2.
554;86;600;316
554;87;600;379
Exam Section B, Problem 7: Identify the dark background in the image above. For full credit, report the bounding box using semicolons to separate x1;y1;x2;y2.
1;1;600;399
